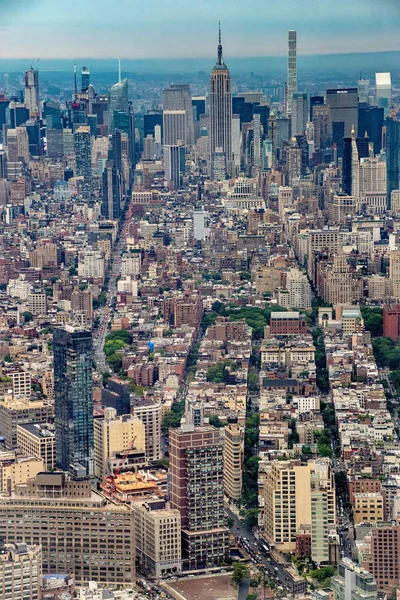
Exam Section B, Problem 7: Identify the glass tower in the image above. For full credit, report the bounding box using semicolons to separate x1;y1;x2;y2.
387;116;400;208
54;326;94;478
108;78;128;133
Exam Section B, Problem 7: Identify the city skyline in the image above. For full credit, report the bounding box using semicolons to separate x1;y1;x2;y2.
1;0;400;59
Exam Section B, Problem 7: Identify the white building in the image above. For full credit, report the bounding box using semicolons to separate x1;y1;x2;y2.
78;250;106;280
375;72;391;116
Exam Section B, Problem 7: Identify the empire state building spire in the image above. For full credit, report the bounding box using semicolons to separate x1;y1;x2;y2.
217;21;223;66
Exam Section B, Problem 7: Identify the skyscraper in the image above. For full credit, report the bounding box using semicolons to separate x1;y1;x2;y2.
163;84;194;146
169;425;229;569
108;78;128;133
24;68;40;117
287;30;297;116
375;72;391;116
291;92;308;137
326;88;359;155
74;125;92;193
53;326;94;478
102;160;122;219
163;144;185;189
209;25;232;179
386;116;400;206
163;110;186;145
81;66;90;92
358;104;384;154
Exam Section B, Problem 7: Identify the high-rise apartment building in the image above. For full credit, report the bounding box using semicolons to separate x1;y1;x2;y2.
364;524;400;595
0;472;135;586
169;425;230;569
332;558;377;600
17;423;55;470
24;68;40;117
94;407;145;480
0;397;53;449
131;397;162;462
108;78;129;133
209;27;232;178
81;66;90;92
389;249;400;299
163;84;194;146
260;459;336;563
287;31;297;116
223;418;244;502
0;542;41;600
74;125;92;191
53;326;94;478
133;499;182;578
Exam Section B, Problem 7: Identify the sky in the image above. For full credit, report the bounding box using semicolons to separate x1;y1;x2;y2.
1;0;400;59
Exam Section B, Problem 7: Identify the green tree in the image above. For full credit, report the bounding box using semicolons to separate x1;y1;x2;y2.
21;311;33;323
246;593;258;600
208;415;225;428
232;562;248;585
227;517;235;529
244;508;259;529
4;354;12;363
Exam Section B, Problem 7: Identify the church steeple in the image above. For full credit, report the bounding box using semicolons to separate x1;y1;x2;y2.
217;21;223;66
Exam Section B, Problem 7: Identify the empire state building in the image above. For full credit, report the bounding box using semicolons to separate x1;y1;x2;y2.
209;25;232;179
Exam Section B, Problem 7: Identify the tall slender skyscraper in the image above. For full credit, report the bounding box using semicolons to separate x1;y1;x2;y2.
74;125;92;194
81;66;90;92
386;116;400;207
53;326;94;478
24;68;40;117
109;78;128;133
287;30;297;116
209;25;232;179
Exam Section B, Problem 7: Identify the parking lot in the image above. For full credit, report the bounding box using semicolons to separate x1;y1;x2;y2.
168;574;237;600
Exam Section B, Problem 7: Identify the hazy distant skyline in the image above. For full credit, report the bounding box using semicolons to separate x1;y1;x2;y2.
1;0;400;59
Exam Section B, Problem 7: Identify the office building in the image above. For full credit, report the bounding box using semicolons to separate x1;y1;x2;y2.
0;542;41;600
326;88;358;153
375;72;391;116
131;397;162;462
53;326;94;478
0;397;53;449
81;66;90;92
102;160;122;219
353;493;384;524
17;423;55;470
163;84;194;146
280;268;312;310
386;116;400;206
163;144;185;189
342;133;369;196
291;92;308;136
109;78;128;133
358;78;370;103
24;68;40;116
144;110;163;139
0;472;135;586
193;208;209;241
287;30;297;115
209;27;232;178
74;125;92;191
169;425;229;569
133;499;182;578
94;407;145;480
163;110;186;146
0;454;44;492
101;376;131;415
358;104;384;154
332;558;377;600
223;418;244;502
310;95;324;120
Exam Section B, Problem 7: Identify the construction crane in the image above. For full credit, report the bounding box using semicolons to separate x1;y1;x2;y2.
103;436;137;494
